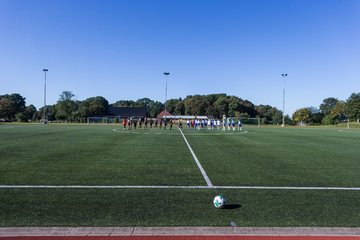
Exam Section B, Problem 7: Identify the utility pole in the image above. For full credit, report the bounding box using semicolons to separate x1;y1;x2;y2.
281;73;287;127
43;69;48;124
164;72;170;118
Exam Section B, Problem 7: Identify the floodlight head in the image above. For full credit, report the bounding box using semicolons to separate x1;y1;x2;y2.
164;72;170;75
43;69;48;72
282;73;287;77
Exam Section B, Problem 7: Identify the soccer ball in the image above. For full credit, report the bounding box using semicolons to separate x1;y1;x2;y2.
213;195;226;208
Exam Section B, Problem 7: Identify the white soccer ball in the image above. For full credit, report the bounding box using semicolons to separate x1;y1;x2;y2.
213;195;226;208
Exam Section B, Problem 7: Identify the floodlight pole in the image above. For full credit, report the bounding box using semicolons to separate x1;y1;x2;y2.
43;69;48;123
164;72;170;118
281;73;287;127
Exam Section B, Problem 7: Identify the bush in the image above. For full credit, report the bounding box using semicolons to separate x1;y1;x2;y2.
322;114;335;125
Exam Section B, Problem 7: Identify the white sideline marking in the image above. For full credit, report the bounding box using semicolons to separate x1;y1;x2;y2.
179;128;213;187
217;186;360;191
338;130;359;133
0;185;210;189
1;185;360;191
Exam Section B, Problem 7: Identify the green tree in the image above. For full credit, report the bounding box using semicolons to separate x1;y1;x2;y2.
112;98;163;118
78;101;90;117
112;100;136;107
238;99;256;117
319;97;338;115
148;101;163;118
0;93;26;121
59;91;75;101
38;105;56;121
228;96;240;117
79;96;109;117
16;105;37;122
165;98;181;114
346;93;360;121
213;96;229;118
203;94;225;117
8;93;26;114
272;109;283;125
205;105;217;117
135;98;153;107
205;94;226;106
137;98;165;117
256;105;283;124
330;100;347;122
309;112;324;125
307;106;323;125
284;115;294;125
292;108;311;124
322;114;335;125
55;91;78;121
0;98;14;120
175;101;185;115
183;95;208;115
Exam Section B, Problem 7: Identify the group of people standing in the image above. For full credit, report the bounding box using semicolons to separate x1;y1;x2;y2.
122;117;153;130
121;117;175;130
120;117;242;131
185;118;242;131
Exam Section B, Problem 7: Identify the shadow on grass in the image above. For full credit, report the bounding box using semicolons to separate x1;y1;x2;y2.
223;204;241;209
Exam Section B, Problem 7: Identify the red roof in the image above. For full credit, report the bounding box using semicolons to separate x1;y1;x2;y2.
157;110;172;119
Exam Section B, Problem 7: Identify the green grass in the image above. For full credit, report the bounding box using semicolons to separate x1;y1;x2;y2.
0;123;360;227
0;125;204;185
1;188;360;227
185;127;360;187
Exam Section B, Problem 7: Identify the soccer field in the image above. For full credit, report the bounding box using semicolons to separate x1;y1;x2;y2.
1;124;360;227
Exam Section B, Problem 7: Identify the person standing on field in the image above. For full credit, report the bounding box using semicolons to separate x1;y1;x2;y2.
238;119;242;131
122;118;127;130
169;119;173;130
222;115;226;131
178;118;183;130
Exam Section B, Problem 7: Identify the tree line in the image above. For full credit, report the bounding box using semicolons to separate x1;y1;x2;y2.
1;91;359;125
292;93;360;125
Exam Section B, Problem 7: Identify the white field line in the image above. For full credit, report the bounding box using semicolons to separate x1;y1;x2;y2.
338;129;360;133
1;185;360;191
179;128;213;187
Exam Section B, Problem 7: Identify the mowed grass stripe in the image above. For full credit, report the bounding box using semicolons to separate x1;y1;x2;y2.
0;125;205;185
1;188;360;227
183;127;360;187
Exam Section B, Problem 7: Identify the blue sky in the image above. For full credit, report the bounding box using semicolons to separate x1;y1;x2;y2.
1;0;359;115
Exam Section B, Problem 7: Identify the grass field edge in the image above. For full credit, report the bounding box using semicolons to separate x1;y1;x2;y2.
1;227;360;237
1;185;360;191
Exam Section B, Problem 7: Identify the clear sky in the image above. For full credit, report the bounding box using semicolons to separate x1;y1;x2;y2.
1;0;359;115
